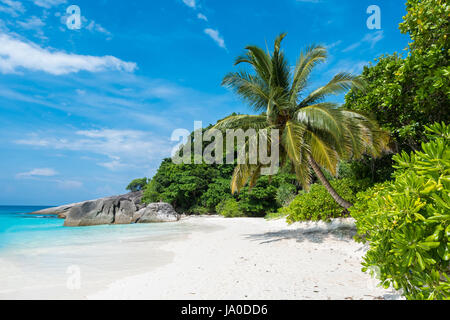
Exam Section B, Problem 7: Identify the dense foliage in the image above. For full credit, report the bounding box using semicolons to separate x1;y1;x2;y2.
126;178;148;192
350;123;450;300
399;0;449;54
275;183;297;207
200;177;233;211
344;1;449;153
140;114;302;215
142;153;299;216
277;178;370;223
216;198;244;218
142;158;234;212
238;173;298;216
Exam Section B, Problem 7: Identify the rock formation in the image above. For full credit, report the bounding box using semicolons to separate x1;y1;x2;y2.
29;191;180;227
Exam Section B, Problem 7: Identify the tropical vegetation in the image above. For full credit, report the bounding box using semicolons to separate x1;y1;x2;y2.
350;123;450;300
126;178;148;192
214;33;389;210
142;157;233;213
344;0;449;181
279;178;371;223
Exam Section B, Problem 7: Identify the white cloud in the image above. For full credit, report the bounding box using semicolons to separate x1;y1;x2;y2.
56;180;83;189
182;0;196;9
204;28;226;49
179;1;224;50
0;33;137;75
325;40;342;50
85;20;112;38
15;166;82;189
197;13;207;21
17;168;58;178
32;0;66;8
17;16;45;29
327;59;368;76
363;31;384;48
14;129;172;170
342;31;384;52
98;159;125;171
342;42;360;53
0;0;25;16
0;72;235;132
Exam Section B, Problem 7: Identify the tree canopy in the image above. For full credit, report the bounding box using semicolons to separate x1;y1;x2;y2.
126;177;148;192
345;0;449;152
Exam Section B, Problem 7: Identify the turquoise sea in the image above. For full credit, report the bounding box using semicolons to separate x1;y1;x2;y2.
0;205;192;253
0;206;59;251
0;205;195;299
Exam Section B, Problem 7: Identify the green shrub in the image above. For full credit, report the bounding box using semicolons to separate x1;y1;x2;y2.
216;198;244;218
350;122;450;300
142;158;233;211
336;161;355;179
265;210;288;220
276;183;297;207
186;206;211;215
200;178;232;211
126;177;148;192
280;178;370;223
348;154;395;183
238;174;297;216
238;179;278;216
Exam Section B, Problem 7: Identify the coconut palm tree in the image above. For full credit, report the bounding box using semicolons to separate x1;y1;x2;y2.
214;33;389;209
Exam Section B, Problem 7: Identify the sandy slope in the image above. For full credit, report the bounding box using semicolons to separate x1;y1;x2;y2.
89;216;401;300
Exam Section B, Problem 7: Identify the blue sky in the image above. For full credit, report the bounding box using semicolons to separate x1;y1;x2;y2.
0;0;410;205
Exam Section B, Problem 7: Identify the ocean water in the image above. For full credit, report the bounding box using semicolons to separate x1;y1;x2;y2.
0;205;190;252
0;205;195;299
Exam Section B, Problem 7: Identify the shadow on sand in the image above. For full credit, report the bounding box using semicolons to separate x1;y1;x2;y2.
245;228;357;245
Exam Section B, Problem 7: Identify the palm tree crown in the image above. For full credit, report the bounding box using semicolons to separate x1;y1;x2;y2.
215;33;389;209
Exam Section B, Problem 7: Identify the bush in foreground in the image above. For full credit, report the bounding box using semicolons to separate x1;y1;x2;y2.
350;123;450;300
276;183;297;207
277;178;370;223
216;198;244;218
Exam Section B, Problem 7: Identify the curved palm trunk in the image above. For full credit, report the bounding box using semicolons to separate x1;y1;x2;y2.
307;155;353;210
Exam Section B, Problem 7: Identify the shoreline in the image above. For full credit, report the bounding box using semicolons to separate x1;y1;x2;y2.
0;216;401;300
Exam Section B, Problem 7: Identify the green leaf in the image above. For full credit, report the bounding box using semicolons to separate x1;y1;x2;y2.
416;251;426;270
419;242;441;250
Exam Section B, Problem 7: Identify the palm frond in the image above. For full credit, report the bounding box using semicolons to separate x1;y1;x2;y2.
306;130;340;176
281;120;307;163
295;102;343;137
299;73;365;107
248;165;262;190
289;144;312;190
235;45;272;83
274;33;287;52
290;45;327;105
213;115;269;131
231;163;261;194
340;110;391;158
222;71;270;112
270;33;290;92
267;86;291;120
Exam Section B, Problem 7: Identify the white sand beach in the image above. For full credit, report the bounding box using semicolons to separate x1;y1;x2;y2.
0;216;401;300
90;216;400;300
